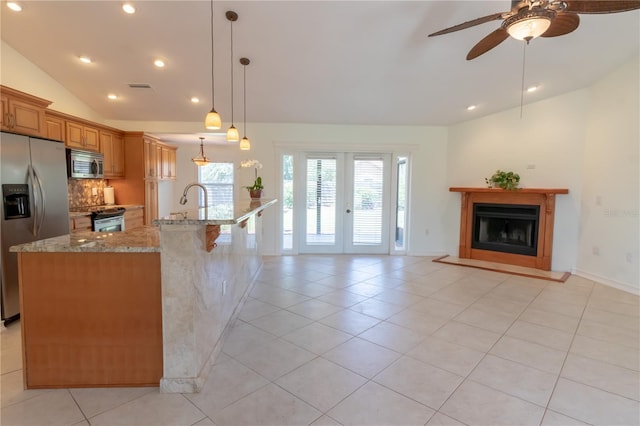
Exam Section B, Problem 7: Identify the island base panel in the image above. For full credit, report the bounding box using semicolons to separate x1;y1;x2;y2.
18;252;163;388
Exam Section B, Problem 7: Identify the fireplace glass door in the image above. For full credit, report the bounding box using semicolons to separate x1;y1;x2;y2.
472;203;540;256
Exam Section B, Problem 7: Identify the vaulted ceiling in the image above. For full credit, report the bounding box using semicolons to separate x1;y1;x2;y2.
2;1;639;128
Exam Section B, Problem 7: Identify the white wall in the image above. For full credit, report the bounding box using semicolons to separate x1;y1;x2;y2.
1;41;103;122
576;57;639;293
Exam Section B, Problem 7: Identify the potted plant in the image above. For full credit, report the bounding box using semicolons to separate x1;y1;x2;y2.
241;159;264;199
485;170;520;190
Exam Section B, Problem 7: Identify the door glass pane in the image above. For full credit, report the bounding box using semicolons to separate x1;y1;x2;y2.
306;158;336;245
395;157;408;250
352;157;384;245
282;155;294;251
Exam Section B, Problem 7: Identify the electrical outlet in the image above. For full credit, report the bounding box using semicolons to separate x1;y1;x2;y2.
222;280;227;296
592;246;600;255
526;164;536;170
626;253;633;263
595;195;602;206
92;187;98;196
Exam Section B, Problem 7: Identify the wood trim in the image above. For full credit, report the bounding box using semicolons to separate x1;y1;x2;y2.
206;225;221;252
453;187;569;271
1;85;52;108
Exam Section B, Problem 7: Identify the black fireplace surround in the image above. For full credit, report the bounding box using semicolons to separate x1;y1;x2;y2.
471;203;540;256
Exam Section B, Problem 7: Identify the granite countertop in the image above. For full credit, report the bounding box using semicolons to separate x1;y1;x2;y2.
154;198;278;226
69;205;144;217
10;226;159;253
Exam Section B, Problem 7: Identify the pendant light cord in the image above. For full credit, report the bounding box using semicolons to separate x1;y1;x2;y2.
520;41;527;119
210;0;215;108
243;62;247;136
230;18;234;125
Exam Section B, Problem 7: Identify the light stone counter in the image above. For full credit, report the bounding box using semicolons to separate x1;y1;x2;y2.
155;198;278;393
9;226;159;253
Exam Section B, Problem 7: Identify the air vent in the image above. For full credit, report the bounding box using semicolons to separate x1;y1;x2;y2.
128;83;152;89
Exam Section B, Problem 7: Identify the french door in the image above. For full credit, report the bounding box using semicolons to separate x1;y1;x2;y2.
298;152;391;254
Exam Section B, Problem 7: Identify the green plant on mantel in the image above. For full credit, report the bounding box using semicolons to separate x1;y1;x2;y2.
485;170;520;190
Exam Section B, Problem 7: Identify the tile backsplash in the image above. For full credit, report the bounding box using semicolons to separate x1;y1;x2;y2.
68;179;107;209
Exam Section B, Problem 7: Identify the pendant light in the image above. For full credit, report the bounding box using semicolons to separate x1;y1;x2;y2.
192;137;211;166
225;11;239;142
239;57;251;151
205;0;221;129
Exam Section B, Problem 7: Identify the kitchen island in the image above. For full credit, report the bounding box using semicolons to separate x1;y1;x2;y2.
10;198;277;393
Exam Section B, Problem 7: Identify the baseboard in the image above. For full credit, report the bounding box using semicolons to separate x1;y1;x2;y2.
574;269;639;296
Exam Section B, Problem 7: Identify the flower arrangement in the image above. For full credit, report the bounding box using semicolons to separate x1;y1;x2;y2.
240;159;264;196
485;170;520;191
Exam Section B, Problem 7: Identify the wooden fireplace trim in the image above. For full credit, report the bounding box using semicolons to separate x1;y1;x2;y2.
450;187;569;271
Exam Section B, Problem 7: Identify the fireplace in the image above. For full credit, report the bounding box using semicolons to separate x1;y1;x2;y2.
472;203;539;256
450;187;569;270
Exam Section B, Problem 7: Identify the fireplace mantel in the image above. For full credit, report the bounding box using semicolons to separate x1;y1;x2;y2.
450;187;569;271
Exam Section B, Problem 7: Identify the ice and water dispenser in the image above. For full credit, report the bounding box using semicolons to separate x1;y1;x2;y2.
2;184;31;220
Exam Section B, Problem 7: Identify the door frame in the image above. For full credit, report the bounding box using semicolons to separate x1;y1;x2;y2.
275;142;415;256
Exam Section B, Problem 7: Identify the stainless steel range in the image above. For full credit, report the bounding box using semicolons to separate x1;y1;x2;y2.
91;207;126;232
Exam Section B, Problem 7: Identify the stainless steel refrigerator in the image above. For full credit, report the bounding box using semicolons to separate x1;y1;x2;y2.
0;132;70;324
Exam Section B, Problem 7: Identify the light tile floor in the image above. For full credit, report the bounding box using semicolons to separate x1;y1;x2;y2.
1;255;639;426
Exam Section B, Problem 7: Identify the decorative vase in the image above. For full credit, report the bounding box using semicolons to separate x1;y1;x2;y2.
249;189;262;199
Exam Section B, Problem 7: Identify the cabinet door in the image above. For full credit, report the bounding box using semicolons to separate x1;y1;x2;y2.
84;126;100;151
66;121;85;149
10;98;45;137
124;209;144;229
45;114;65;142
155;144;163;179
169;148;177;179
145;180;158;225
144;138;157;178
100;131;114;176
112;133;125;177
1;93;10;130
161;147;170;179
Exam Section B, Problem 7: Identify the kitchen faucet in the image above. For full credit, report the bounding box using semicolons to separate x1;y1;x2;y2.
179;183;209;217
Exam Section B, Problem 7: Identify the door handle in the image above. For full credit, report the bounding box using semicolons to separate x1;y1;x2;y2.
32;166;46;236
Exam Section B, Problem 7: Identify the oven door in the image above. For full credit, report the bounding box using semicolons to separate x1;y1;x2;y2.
93;216;125;232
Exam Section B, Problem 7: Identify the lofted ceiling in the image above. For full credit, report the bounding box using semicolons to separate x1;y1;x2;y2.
2;0;639;135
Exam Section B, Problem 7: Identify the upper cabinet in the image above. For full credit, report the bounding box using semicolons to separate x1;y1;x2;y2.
66;120;100;152
143;136;176;180
100;130;125;178
160;145;177;180
45;111;65;142
1;86;51;137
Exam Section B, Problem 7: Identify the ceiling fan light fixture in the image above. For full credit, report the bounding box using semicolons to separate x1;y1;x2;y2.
505;10;555;41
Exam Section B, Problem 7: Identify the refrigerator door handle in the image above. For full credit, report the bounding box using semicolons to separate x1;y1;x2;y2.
32;166;47;237
28;165;38;236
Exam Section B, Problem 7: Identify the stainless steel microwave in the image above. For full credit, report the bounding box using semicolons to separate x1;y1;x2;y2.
67;149;104;179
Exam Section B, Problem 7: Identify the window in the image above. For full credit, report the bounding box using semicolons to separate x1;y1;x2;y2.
198;162;234;217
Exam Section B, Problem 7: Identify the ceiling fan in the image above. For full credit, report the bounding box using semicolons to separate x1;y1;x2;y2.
429;0;640;60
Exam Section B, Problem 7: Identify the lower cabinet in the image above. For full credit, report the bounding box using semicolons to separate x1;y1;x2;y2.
124;208;144;230
70;215;92;232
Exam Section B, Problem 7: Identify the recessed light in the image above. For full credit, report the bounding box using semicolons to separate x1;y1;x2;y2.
122;3;135;14
79;56;92;64
108;94;118;100
7;2;22;11
154;59;165;68
527;85;538;93
191;97;200;104
467;105;477;111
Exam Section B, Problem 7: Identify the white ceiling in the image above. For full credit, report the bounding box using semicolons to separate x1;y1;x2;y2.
2;1;639;134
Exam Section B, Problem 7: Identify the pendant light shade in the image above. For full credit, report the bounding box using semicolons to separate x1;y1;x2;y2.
239;57;251;151
192;137;211;166
204;0;221;129
226;11;239;142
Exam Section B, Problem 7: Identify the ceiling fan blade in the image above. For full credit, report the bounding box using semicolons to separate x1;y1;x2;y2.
541;11;580;37
466;28;509;60
564;0;640;14
428;12;504;37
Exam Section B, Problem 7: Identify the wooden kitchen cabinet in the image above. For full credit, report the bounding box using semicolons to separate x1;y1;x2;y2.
100;130;125;178
0;85;50;137
160;145;177;180
124;208;144;230
110;132;177;225
66;120;100;151
70;215;92;232
45;111;65;142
